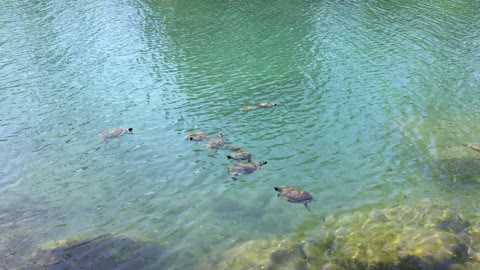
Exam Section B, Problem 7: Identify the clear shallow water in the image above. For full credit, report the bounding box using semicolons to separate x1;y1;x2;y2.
1;0;480;268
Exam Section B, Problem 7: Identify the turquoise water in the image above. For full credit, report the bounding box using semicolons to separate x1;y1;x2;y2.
1;0;480;268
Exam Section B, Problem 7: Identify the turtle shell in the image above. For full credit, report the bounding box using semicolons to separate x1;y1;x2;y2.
100;128;133;140
228;161;267;180
207;133;226;149
255;103;277;108
226;151;253;162
274;186;314;211
186;133;209;141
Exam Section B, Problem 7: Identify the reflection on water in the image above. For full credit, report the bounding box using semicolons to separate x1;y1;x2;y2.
1;0;480;268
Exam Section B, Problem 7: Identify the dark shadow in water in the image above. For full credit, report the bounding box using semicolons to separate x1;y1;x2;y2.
28;234;168;270
0;197;179;270
437;157;480;189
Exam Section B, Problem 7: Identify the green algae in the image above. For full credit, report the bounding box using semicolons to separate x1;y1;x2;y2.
307;199;475;269
210;239;309;270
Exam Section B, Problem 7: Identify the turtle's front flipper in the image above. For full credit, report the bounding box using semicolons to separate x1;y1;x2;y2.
273;187;282;197
304;202;311;212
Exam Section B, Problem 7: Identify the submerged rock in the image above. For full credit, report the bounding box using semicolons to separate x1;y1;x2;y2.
210;239;308;270
28;234;167;270
211;199;480;270
305;199;473;269
395;118;480;188
438;157;480;188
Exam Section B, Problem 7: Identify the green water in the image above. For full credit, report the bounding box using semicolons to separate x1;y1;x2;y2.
1;0;480;268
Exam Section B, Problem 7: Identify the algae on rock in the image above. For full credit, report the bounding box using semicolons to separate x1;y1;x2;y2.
210;239;309;270
28;234;168;270
213;198;480;270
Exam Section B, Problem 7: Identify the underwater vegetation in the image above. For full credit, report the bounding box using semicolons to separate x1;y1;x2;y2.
208;198;480;270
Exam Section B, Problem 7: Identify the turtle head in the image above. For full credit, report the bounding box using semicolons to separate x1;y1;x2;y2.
127;128;133;133
259;161;267;166
274;186;282;192
188;136;194;141
272;103;277;106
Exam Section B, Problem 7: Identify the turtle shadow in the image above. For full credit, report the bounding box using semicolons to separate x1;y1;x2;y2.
28;234;168;270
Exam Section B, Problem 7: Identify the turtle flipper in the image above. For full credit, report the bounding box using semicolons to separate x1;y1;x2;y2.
304;202;311;212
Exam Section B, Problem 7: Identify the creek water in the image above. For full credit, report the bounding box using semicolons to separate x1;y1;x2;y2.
1;0;480;269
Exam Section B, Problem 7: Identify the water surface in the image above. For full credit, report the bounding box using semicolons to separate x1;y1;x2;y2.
1;0;480;268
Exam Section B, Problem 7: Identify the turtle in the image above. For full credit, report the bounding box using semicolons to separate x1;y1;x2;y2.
464;143;480;153
255;103;277;108
241;103;277;111
274;186;315;212
226;150;253;162
185;133;209;141
99;127;133;140
228;161;267;181
224;145;242;151
207;133;226;149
